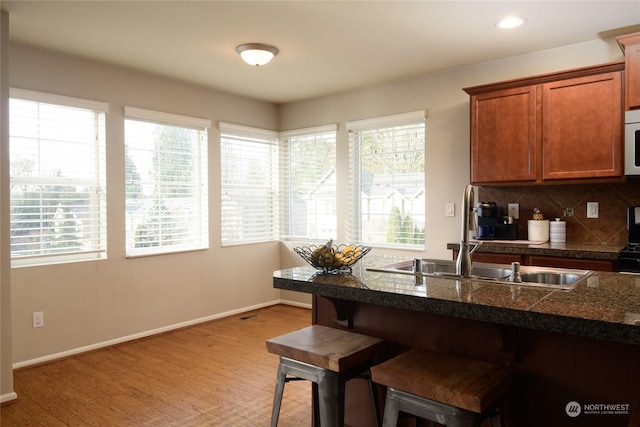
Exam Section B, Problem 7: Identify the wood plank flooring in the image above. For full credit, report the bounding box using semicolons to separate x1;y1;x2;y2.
1;304;313;426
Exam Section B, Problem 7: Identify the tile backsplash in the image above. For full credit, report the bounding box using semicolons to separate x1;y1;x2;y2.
478;180;640;246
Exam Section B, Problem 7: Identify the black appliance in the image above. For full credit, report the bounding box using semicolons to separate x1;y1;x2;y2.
474;202;518;240
617;206;640;273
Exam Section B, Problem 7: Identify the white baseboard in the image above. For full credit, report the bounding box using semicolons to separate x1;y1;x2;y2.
1;391;17;403
279;299;312;309
13;299;311;370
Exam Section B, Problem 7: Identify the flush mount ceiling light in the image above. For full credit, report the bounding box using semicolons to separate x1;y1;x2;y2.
236;43;279;66
495;16;527;29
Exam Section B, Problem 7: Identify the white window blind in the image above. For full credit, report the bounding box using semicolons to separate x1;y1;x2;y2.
9;89;108;267
220;122;278;245
279;125;337;241
347;111;426;248
124;107;209;257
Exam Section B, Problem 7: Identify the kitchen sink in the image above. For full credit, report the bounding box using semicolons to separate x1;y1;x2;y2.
367;259;594;290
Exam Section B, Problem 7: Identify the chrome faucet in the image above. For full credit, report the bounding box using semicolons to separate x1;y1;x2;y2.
455;184;482;277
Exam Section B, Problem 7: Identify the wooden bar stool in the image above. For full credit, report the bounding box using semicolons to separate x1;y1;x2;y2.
266;325;385;427
370;348;512;427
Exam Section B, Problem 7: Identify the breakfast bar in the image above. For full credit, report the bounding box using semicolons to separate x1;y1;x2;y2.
274;256;640;427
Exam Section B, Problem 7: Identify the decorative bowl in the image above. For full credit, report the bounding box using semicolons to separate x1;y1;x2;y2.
294;244;371;274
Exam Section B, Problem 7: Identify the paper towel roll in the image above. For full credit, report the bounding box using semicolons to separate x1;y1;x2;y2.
528;220;550;242
550;218;566;243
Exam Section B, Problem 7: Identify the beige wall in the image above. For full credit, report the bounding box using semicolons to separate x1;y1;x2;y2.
5;34;624;368
279;37;624;260
9;43;284;365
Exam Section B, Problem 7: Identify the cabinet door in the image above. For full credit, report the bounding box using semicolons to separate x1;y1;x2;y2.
617;32;640;110
624;42;640;110
526;255;615;272
472;252;524;265
542;72;623;180
451;251;524;265
470;86;537;183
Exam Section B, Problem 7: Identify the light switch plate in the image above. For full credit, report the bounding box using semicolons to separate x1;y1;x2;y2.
508;203;519;219
587;202;599;218
445;203;455;217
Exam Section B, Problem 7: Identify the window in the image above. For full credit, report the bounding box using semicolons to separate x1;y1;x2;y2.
347;111;425;248
124;107;209;257
9;89;107;266
279;125;337;241
220;123;278;245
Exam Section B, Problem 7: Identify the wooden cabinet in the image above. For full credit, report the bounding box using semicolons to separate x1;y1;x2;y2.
541;72;622;180
617;32;640;110
469;252;523;265
526;255;615;272
470;86;537;183
464;63;624;185
452;250;615;271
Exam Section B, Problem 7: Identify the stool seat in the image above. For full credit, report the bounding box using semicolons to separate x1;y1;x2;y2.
267;325;385;427
371;349;511;427
266;325;384;372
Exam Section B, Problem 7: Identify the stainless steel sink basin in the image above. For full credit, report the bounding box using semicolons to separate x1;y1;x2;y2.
367;259;594;290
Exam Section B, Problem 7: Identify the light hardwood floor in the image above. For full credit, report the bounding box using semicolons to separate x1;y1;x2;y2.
1;304;313;426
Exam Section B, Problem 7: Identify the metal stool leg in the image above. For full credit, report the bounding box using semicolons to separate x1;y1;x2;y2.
312;382;320;426
381;390;401;427
317;369;341;427
270;360;288;427
367;370;382;427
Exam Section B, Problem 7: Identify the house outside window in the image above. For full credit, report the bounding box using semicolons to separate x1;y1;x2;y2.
9;89;108;267
279;125;337;241
220;122;278;245
124;107;210;257
347;111;426;249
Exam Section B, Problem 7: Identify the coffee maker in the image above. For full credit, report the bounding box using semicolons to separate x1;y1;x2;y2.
475;202;518;240
617;206;640;273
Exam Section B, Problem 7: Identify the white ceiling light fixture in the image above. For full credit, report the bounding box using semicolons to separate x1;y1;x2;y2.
495;16;527;29
236;43;279;66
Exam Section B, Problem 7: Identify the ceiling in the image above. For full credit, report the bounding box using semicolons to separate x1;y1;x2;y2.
2;1;640;104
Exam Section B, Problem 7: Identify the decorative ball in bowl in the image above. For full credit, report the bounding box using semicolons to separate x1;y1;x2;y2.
294;242;371;273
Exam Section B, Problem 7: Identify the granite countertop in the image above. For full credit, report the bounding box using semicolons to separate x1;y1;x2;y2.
446;241;622;260
274;255;640;346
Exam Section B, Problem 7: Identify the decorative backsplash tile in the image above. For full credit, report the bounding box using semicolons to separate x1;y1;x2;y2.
478;180;640;246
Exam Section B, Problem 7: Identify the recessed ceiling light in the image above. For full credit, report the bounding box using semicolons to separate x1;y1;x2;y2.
496;16;527;29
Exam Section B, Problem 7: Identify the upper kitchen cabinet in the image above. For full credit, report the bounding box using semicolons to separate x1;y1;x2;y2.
617;32;640;110
469;85;537;183
542;71;622;180
464;62;624;185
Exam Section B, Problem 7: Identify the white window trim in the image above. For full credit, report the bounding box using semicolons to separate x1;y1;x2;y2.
124;106;211;130
279;124;338;242
11;88;109;113
9;89;108;267
346;110;425;131
219;122;278;139
219;122;279;246
124;107;209;257
279;124;337;138
347;110;426;249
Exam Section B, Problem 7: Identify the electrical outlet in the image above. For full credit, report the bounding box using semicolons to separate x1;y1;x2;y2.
33;311;44;328
445;203;455;217
587;202;599;219
508;203;519;219
563;208;574;217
